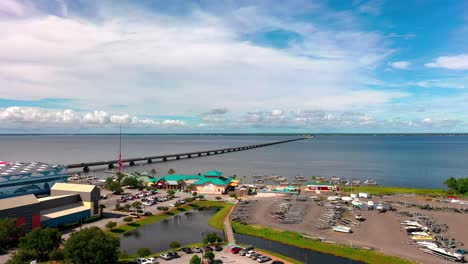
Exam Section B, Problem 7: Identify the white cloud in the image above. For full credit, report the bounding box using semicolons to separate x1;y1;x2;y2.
0;107;169;127
162;120;185;127
0;0;25;16
0;0;403;118
422;117;432;124
389;61;410;69
271;109;284;116
425;54;468;70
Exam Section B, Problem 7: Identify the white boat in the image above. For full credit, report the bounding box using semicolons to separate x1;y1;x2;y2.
355;214;365;221
416;241;439;248
420;246;465;262
411;231;431;236
274;176;286;182
364;179;377;185
333;226;352;233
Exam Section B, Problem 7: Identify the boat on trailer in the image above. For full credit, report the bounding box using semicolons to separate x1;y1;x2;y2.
419;246;465;262
333;226;352;233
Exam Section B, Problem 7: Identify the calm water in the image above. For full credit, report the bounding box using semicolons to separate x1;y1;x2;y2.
1;134;467;188
235;234;362;264
119;208;223;254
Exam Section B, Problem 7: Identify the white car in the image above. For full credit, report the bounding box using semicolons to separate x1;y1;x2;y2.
193;247;202;253
245;250;256;257
136;258;146;264
145;257;158;264
142;201;153;206
169;203;175;207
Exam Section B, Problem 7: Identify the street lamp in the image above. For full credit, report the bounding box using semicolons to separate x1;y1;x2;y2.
200;231;205;260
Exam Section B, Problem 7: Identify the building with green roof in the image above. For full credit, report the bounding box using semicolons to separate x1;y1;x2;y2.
153;170;233;194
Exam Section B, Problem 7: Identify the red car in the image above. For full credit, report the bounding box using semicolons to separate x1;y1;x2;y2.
231;247;242;254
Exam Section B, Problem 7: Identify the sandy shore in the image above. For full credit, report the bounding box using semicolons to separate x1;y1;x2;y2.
240;194;468;264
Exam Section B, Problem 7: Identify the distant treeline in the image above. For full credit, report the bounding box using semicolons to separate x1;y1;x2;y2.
444;177;468;195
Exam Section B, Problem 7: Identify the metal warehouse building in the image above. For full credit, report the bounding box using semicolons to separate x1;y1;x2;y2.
0;183;100;231
0;161;68;199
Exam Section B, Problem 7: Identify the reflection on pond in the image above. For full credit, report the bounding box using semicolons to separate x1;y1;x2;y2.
120;209;223;254
235;234;363;264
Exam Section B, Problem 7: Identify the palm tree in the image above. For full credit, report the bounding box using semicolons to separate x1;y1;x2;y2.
131;201;142;216
177;180;185;191
150;168;157;177
168;168;175;175
99;204;106;217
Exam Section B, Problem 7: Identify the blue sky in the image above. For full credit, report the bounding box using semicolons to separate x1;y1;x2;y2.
0;0;467;133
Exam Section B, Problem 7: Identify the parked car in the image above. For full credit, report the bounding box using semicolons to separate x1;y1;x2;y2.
271;261;284;264
129;213;140;218
159;253;172;260
181;247;193;254
250;253;260;259
245;250;256;257
167;251;179;258
244;245;255;251
125;261;138;264
168;203;175;207
257;256;271;263
142;201;153;206
239;249;247;256
193;247;202;253
214;245;223;251
146;257;158;264
231;247;242;254
135;258;146;264
204;246;213;252
143;211;153;216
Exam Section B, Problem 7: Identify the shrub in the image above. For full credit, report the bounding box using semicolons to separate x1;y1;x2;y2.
198;194;205;199
169;241;181;249
105;221;117;230
192;191;198;197
215;196;222;200
203;251;215;262
123;216;133;223
136;247;151;257
229;193;237;199
190;255;201;264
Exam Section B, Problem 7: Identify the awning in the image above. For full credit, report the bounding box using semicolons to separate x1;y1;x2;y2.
166;180;179;185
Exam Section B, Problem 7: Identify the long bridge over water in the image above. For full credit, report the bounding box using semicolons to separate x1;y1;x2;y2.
67;136;310;172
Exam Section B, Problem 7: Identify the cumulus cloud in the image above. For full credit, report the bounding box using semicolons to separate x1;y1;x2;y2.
0;107;179;127
0;0;403;117
389;61;411;69
425;54;468;70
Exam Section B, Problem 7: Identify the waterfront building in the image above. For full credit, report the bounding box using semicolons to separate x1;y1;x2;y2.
0;183;100;231
151;170;233;194
0;161;68;199
305;181;337;191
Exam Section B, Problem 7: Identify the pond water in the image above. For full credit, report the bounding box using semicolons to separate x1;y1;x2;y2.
119;208;223;254
120;207;363;263
235;234;363;264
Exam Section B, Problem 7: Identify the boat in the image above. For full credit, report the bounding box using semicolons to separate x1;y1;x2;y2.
330;177;341;182
352;180;361;185
274;177;286;182
416;241;439;248
255;179;264;184
364;179;377;185
355;214;365;221
333;226;352;233
411;235;435;241
419;246;465;262
295;175;308;181
411;231;431;236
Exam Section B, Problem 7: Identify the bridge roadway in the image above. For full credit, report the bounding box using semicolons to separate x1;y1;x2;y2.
67;136;309;172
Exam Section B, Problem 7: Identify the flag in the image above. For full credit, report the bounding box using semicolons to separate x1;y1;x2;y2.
118;153;123;171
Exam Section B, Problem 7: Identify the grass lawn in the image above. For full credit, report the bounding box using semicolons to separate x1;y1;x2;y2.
341;185;447;196
232;222;416;264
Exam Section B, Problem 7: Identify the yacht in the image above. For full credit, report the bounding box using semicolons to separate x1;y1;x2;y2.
364;179;377;185
420;246;465;262
355;213;365;221
333;226;352;233
274;176;286;182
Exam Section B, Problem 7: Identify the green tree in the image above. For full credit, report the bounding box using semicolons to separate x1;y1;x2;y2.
63;226;119;264
190;255;201;264
136;247;151;257
444;177;458;192
169;241;181;249
49;248;64;261
19;227;62;260
123;216;133;223
122;176;142;188
123;203;131;212
198;194;205;200
229;193;237;199
203;232;222;244
131;201;142;215
108;181;123;194
186;184;196;192
168;168;175;175
311;176;317;180
6;249;38;264
203;251;215;263
192;191;198;197
104;177;114;189
167;190;175;196
0;218;24;251
105;221;117;230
